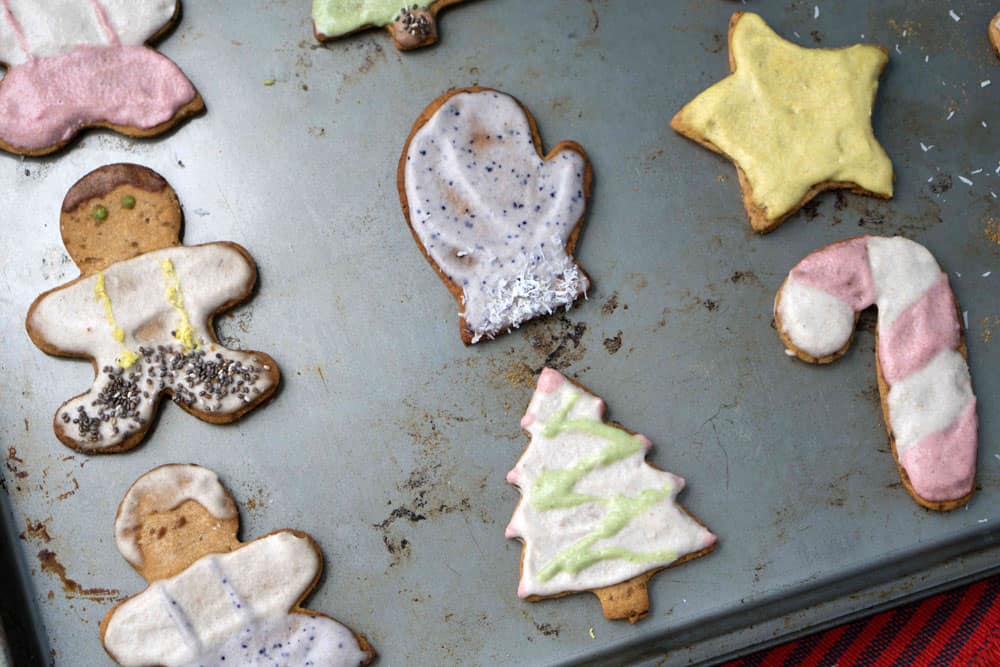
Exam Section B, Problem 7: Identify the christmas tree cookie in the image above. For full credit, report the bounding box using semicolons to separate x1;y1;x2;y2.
0;0;203;156
506;369;717;622
101;464;376;666
671;12;893;233
399;87;592;344
26;164;279;453
312;0;466;51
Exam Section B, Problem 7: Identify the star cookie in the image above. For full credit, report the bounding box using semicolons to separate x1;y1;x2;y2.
671;12;894;233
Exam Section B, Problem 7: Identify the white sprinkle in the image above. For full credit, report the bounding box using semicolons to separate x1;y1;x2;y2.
983;272;992;278
927;176;934;183
996;164;1000;175
920;142;933;152
979;518;989;524
794;31;801;38
958;175;974;186
992;191;998;199
984;121;989;128
861;33;865;39
588;627;595;640
895;43;902;54
946;110;956;120
924;55;929;63
902;29;907;37
949;9;960;22
814;5;819;19
971;169;984;175
982;80;992;88
994;453;1000;462
963;310;969;329
955;271;963;278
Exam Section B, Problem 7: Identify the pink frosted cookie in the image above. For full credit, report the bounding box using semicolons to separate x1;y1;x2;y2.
100;464;376;667
399;87;593;344
506;368;717;623
775;235;978;509
0;0;203;156
26;164;279;453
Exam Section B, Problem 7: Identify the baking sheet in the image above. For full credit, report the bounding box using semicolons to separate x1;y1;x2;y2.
1;0;998;665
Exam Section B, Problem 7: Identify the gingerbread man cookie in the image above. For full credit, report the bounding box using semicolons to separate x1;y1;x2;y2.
399;87;592;344
671;12;893;233
312;0;466;51
26;164;279;453
775;236;978;510
0;0;203;156
100;464;376;666
506;369;716;622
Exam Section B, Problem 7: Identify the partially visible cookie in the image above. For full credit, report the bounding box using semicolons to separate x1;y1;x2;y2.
0;1;203;156
506;369;717;623
399;87;592;344
26;164;279;453
100;464;376;666
312;0;466;50
991;11;1000;57
774;235;978;510
670;12;893;233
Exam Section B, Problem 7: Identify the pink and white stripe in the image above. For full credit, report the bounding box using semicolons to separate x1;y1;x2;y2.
776;235;978;504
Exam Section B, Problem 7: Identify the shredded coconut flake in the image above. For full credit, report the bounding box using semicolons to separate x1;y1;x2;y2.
971;169;983;175
982;80;992;88
983;271;992;278
924;55;929;63
814;5;819;19
949;9;960;22
983;121;989;128
979;518;989;524
963;310;969;329
468;240;587;343
958;175;974;186
894;44;902;54
920;142;933;152
946;110;956;121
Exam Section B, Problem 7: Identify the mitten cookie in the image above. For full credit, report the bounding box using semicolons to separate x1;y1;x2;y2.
26;164;279;453
775;236;978;510
100;464;376;666
506;369;717;623
0;1;203;156
671;12;893;233
312;0;465;51
399;87;592;344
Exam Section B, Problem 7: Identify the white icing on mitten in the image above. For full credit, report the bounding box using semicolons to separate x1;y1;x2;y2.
402;89;591;343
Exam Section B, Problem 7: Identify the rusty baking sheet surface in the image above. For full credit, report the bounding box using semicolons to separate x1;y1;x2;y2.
0;1;998;665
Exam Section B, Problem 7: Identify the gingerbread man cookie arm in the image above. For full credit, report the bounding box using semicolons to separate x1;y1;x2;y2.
0;0;179;67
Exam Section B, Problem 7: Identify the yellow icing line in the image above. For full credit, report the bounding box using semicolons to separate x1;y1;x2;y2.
160;259;199;352
93;272;139;369
676;12;893;221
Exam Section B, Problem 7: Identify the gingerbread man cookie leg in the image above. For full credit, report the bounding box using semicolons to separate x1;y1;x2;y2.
506;369;716;623
775;236;978;510
399;87;592;345
670;12;893;233
26;165;279;453
0;0;203;157
100;464;376;666
312;0;467;51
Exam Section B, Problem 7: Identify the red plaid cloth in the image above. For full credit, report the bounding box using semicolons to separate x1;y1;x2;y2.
723;574;1000;667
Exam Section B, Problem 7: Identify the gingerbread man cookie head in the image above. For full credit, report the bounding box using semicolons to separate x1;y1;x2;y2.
312;0;466;51
60;164;183;276
114;464;240;582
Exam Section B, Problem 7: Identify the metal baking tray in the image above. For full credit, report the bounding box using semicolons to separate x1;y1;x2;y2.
1;1;998;665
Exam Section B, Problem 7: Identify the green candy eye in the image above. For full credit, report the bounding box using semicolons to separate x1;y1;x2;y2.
121;195;136;209
93;205;109;221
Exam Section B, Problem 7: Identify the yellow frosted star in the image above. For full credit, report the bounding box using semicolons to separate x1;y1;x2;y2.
671;12;894;233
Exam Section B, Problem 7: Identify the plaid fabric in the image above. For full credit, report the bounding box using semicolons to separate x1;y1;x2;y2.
723;574;1000;667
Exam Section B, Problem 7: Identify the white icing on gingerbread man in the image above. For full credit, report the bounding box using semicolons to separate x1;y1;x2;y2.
26;164;279;453
102;465;375;667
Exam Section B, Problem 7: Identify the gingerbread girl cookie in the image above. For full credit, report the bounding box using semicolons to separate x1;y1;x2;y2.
399;87;592;344
26;164;279;453
312;0;466;51
506;369;716;622
101;464;376;666
0;0;203;156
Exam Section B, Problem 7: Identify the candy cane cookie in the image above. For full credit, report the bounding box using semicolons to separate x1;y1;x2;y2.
0;0;203;156
775;236;978;510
